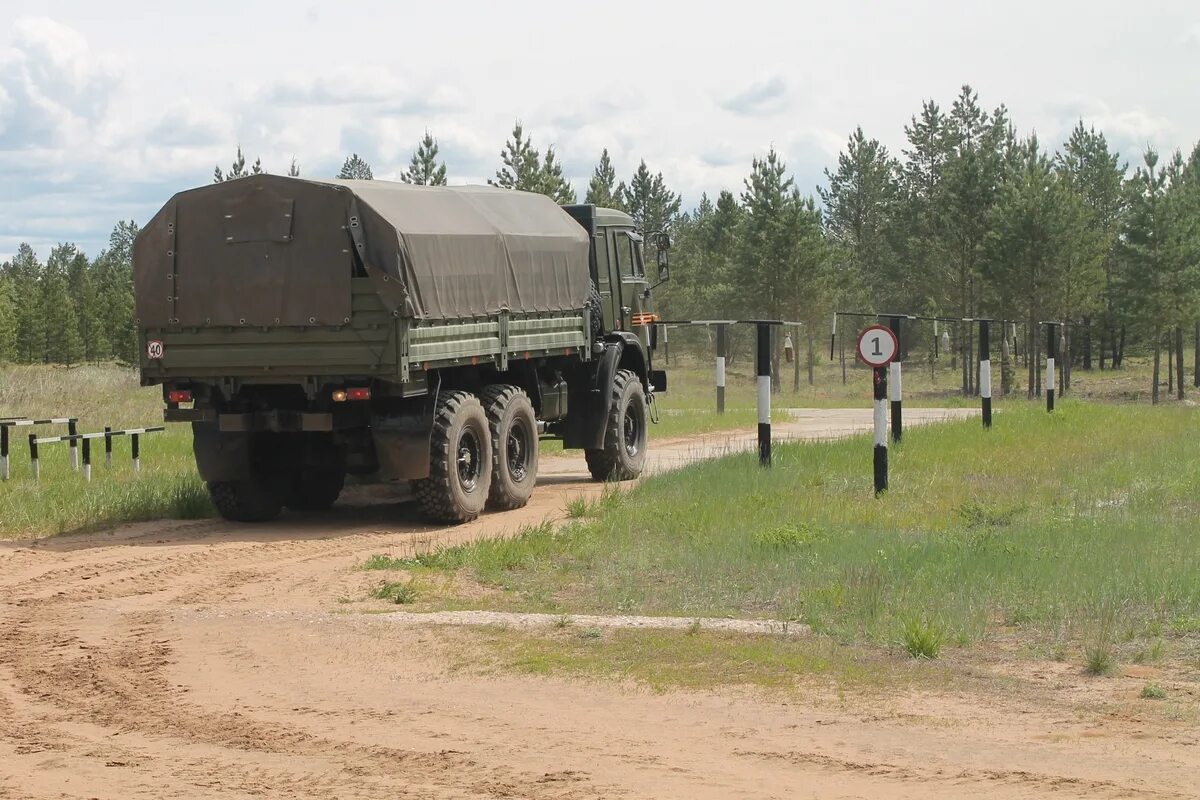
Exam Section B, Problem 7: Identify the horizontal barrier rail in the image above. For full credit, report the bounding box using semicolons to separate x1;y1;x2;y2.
27;426;165;481
1;417;77;480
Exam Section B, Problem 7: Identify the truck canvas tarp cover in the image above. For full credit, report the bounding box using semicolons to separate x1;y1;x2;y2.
134;176;591;328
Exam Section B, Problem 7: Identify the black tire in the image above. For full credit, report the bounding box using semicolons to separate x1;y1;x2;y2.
284;467;345;512
585;368;647;481
208;479;283;523
413;390;492;523
480;385;539;510
585;282;604;342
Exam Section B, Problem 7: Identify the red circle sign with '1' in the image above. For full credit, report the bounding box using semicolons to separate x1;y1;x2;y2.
855;325;898;367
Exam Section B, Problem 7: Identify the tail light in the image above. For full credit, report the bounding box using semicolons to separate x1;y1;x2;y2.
333;387;372;402
167;389;193;403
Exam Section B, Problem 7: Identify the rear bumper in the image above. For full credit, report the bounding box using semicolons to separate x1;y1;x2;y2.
164;407;334;433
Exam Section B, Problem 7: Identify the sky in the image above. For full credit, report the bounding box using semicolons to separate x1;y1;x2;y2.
2;0;1200;262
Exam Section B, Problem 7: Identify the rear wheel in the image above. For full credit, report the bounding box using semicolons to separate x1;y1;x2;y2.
585;368;647;481
481;384;538;510
208;479;282;523
284;467;345;512
413;391;492;523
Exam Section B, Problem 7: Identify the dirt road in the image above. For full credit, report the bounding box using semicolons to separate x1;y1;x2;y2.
2;408;1196;799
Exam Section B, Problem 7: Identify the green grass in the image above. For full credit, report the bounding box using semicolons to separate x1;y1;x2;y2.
1141;683;1167;699
457;625;972;694
400;403;1200;660
0;364;212;538
370;580;419;604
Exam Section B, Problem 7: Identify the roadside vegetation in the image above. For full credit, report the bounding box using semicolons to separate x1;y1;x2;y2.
0;365;210;539
364;403;1200;684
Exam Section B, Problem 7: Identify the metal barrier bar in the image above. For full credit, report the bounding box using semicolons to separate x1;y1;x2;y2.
1;417;77;480
26;426;165;479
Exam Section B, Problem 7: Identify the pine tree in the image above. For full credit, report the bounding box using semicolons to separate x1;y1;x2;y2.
401;130;448;185
337;153;374;180
490;122;577;202
538;147;576;204
287;157;300;177
622;161;681;235
214;146;251;182
95;221;139;362
491;122;543;191
42;245;83;365
2;244;44;363
1057;122;1127;369
819;127;900;308
1121;149;1171;402
65;246;107;362
0;272;16;362
585;149;623;208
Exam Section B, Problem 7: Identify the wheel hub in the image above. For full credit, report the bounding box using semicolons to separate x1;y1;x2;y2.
457;430;481;491
623;407;641;457
507;421;528;482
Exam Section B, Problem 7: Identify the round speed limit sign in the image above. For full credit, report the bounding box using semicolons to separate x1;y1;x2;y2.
856;325;898;367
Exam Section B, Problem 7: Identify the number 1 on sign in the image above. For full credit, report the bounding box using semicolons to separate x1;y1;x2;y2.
871;335;882;356
855;325;898;367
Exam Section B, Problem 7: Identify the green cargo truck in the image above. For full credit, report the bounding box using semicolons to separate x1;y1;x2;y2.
134;175;668;523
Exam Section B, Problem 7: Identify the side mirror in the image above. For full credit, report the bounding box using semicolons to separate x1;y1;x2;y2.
653;231;671;282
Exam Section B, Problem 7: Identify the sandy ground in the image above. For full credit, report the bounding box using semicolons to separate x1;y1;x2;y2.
2;408;1198;799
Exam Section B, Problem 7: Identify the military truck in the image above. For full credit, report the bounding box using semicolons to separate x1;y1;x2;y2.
133;176;668;523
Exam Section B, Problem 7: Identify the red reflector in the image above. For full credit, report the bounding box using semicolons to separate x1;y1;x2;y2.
168;390;192;403
346;387;371;401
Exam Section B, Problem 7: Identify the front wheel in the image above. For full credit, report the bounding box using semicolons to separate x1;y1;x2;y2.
413;391;492;523
585;369;647;481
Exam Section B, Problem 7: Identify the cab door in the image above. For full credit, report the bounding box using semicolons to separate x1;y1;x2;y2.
608;228;648;333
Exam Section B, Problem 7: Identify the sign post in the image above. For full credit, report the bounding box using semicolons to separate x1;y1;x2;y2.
979;319;993;428
857;325;899;496
756;322;771;467
887;316;903;443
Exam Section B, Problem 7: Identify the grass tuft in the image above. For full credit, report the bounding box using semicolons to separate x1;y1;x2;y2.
900;617;944;659
371;580;419;604
1084;612;1118;676
1140;683;1167;699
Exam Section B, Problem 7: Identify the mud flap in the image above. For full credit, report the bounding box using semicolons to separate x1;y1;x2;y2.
370;379;439;480
192;422;251;482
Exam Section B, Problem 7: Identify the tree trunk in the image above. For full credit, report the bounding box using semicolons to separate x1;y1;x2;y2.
1082;316;1092;370
1099;327;1106;370
1176;326;1185;400
1152;326;1161;405
1116;327;1126;369
806;328;814;387
792;328;801;392
1194;321;1199;388
1167;330;1173;390
1027;315;1037;399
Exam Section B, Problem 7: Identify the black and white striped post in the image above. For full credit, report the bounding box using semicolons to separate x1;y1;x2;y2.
829;312;838;361
756;322;771;467
856;324;899;496
82;436;93;481
979;319;993;428
28;433;39;480
716;323;727;415
104;426;113;468
887;316;903;443
1046;322;1058;413
873;364;888;495
69;419;78;470
132;433;142;474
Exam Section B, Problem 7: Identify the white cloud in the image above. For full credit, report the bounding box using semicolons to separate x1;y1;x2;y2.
721;75;789;116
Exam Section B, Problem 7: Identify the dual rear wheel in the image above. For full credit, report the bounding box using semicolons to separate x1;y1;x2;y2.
413;385;538;523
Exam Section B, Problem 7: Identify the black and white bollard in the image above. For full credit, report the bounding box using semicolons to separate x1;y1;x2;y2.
873;366;888;495
1046;322;1057;413
829;312;837;361
132;433;141;474
28;434;38;480
757;322;771;467
104;426;113;468
69;418;78;470
716;323;727;415
82;437;92;482
980;320;993;428
888;316;902;444
1;424;9;481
